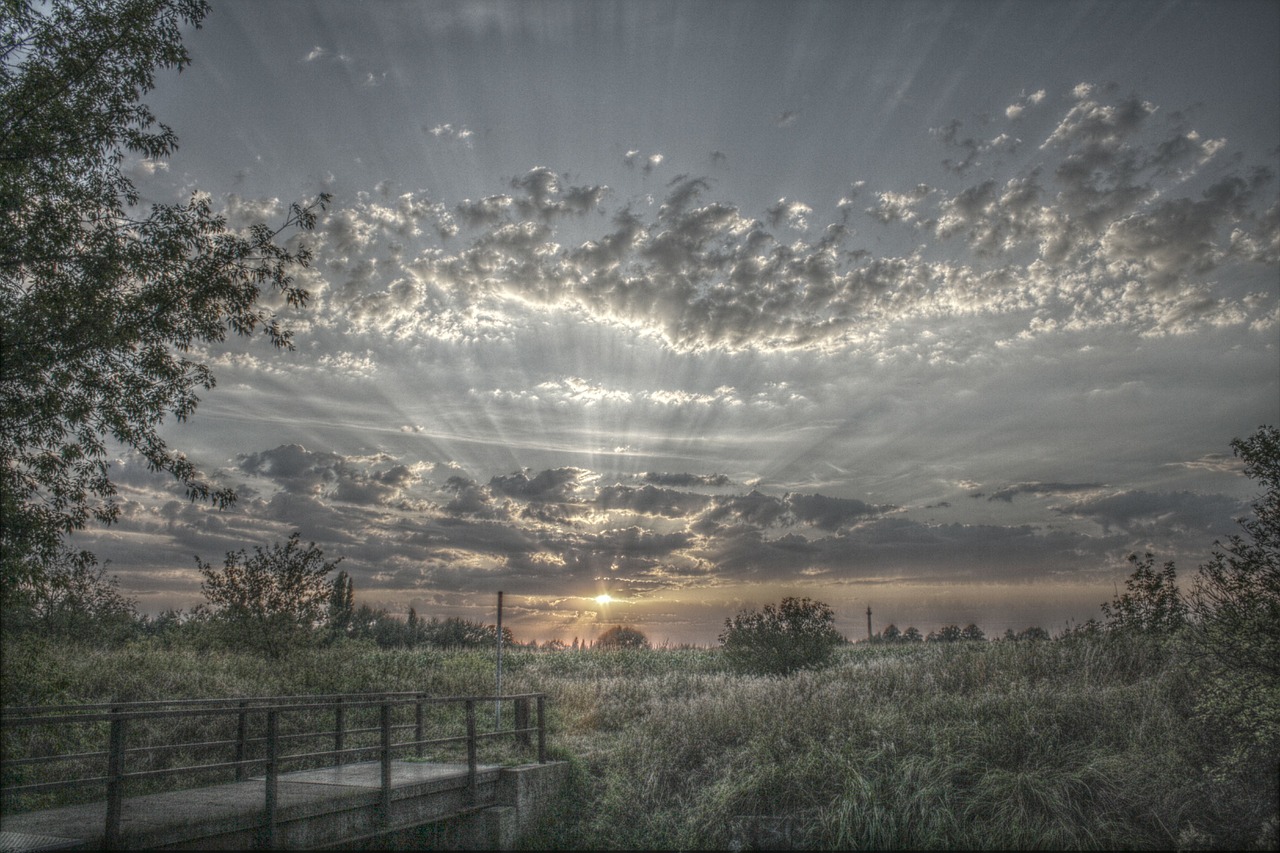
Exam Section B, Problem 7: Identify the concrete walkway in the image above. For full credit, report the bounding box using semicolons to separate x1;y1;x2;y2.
0;761;507;850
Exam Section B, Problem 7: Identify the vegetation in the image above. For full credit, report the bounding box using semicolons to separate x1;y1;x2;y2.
595;625;651;650
3;426;1277;849
719;597;845;674
1100;552;1187;634
2;12;1275;834
0;0;327;609
3;635;1275;850
196;533;340;658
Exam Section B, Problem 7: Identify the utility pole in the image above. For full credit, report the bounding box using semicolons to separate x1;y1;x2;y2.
866;606;872;641
495;591;503;730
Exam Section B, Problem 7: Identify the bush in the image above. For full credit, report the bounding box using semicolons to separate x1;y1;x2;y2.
596;625;650;650
1101;552;1187;634
197;533;340;658
718;597;844;674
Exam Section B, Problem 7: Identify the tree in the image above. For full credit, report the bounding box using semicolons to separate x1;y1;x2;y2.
197;533;340;658
418;615;512;649
960;623;986;642
927;624;962;642
596;625;650;650
0;0;329;601
1100;552;1187;634
901;626;923;643
3;553;137;643
879;623;901;643
718;597;844;675
1189;425;1280;680
1187;425;1280;782
327;570;355;639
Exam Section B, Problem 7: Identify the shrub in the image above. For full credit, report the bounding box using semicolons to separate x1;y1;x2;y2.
1100;552;1187;634
596;625;651;650
718;597;844;674
197;533;340;658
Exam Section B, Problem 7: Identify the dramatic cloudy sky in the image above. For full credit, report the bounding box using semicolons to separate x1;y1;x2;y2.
79;0;1279;644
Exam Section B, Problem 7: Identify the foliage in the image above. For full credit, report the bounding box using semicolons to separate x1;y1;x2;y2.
718;597;844;674
876;623;929;643
339;606;514;650
5;637;1277;850
327;570;354;640
0;0;329;601
1003;626;1051;642
196;533;340;658
1189;425;1280;681
1100;552;1187;634
1186;425;1280;798
595;625;651;650
927;623;963;642
2;553;136;644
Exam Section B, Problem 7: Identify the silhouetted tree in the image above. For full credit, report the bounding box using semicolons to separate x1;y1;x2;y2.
879;623;901;643
961;623;986;642
596;625;650;649
901;626;923;642
928;624;962;642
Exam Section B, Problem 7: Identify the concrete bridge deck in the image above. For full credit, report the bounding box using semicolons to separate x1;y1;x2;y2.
0;759;568;850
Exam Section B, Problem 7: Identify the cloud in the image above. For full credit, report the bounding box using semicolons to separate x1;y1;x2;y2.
427;123;474;147
624;150;664;174
303;46;351;63
983;482;1104;503
784;492;887;531
1055;489;1246;536
1005;89;1046;120
488;467;589;502
642;472;732;488
596;484;714;518
281;85;1273;359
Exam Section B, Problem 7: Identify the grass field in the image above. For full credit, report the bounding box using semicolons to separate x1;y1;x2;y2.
2;633;1276;850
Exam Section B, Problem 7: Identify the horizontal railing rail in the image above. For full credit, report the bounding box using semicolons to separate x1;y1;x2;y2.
1;691;548;849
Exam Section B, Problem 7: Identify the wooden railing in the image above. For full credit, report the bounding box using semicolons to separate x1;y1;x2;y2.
1;692;547;848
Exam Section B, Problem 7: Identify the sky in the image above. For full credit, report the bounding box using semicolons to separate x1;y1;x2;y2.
77;0;1279;645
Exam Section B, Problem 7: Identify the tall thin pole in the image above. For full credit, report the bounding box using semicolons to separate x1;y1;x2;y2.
495;590;504;729
866;606;872;641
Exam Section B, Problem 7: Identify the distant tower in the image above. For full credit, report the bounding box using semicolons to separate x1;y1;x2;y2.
866;606;872;641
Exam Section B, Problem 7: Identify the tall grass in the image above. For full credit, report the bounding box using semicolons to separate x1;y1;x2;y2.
2;634;1274;850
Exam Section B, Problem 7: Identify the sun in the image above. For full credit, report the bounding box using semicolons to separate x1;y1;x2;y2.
594;594;614;605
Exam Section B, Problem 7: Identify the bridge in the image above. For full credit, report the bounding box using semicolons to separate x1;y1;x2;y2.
0;692;568;850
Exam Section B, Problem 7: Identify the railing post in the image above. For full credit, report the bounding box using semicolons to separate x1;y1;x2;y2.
415;694;425;759
536;695;546;763
465;699;477;805
380;702;393;826
514;696;530;747
105;708;125;849
263;709;278;850
235;700;249;781
334;697;345;767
